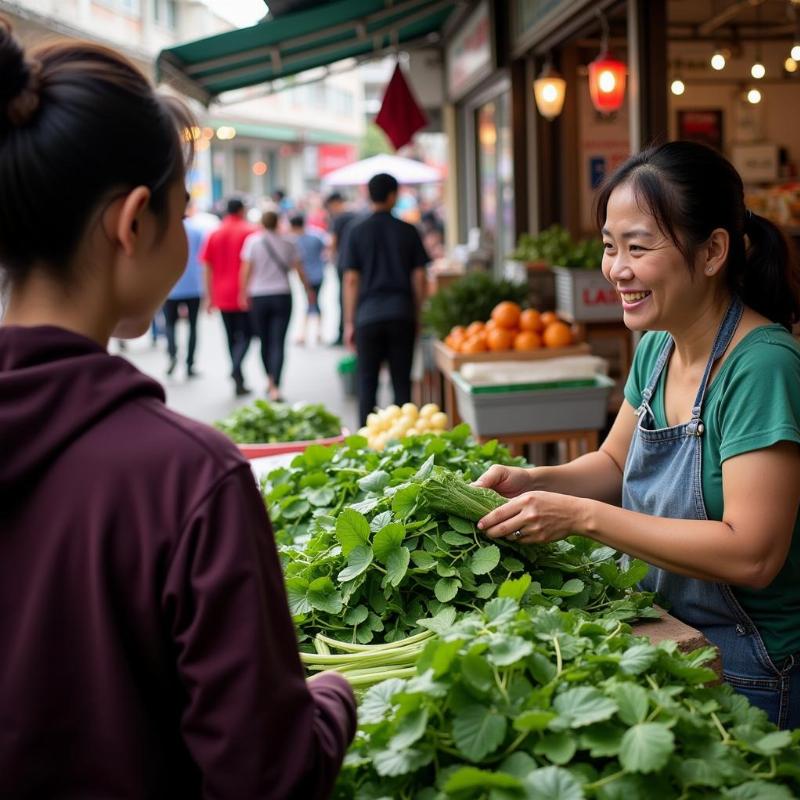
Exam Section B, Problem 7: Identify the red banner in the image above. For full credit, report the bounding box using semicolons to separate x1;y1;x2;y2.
318;144;357;176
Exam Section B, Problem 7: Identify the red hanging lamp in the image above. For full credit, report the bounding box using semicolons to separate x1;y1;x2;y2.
588;10;627;114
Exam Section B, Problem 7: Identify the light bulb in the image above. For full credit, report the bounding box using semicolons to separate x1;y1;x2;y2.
542;84;558;102
598;70;617;93
670;79;686;96
792;44;800;61
747;88;762;104
786;57;799;73
711;52;726;70
750;61;765;79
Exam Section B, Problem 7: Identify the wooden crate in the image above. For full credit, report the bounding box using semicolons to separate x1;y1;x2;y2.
433;339;591;374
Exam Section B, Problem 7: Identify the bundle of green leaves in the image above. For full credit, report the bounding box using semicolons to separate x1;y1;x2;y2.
276;448;655;647
422;272;529;339
214;399;341;444
509;226;604;270
336;590;800;800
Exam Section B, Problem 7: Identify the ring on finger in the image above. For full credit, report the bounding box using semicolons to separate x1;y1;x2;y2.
511;529;524;540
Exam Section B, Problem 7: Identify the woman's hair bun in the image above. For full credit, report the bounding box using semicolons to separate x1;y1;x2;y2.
0;17;42;129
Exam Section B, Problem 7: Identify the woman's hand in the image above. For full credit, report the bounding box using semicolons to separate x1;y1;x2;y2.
477;491;590;546
473;465;536;498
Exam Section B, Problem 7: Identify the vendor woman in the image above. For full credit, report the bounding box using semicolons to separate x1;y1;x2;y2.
477;140;800;729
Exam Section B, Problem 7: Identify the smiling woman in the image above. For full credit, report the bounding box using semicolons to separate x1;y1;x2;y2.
475;141;800;730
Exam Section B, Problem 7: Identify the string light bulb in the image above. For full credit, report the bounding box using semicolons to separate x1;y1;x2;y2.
785;57;798;73
670;79;685;96
711;50;727;70
792;44;800;60
747;88;762;104
750;61;766;79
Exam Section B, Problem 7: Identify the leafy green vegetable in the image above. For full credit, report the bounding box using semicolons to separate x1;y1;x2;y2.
334;595;800;799
215;399;341;444
418;465;506;522
422;271;529;339
509;225;605;270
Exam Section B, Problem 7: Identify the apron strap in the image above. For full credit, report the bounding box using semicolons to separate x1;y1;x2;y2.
639;336;674;408
689;296;744;420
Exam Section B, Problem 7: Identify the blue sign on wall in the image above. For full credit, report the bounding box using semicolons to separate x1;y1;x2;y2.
589;156;607;189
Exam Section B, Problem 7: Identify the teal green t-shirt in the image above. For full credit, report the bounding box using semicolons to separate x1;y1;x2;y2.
624;325;800;661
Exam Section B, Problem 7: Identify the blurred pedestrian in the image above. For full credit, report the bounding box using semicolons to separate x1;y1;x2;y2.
324;191;357;345
200;197;257;396
240;210;309;401
163;202;216;377
0;19;355;798
342;173;430;425
289;212;327;346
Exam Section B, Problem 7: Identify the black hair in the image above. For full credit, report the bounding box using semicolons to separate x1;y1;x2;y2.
325;191;344;207
226;198;245;215
289;214;305;228
368;173;398;203
0;18;194;286
595;140;800;329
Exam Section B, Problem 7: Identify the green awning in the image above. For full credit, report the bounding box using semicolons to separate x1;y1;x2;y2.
157;0;457;105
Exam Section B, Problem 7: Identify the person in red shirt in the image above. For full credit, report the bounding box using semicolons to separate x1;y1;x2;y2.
200;197;257;395
0;20;356;798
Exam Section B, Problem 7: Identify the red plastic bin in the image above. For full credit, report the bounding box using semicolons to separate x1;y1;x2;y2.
237;429;349;460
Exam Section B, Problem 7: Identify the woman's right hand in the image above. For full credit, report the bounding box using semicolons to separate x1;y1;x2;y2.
473;465;537;498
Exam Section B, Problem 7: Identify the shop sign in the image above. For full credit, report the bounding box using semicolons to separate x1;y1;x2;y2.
446;0;492;101
514;0;573;43
317;144;357;177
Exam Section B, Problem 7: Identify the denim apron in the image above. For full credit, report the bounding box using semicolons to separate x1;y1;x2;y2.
622;297;799;729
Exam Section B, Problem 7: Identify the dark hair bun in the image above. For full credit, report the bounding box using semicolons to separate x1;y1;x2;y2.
0;18;41;130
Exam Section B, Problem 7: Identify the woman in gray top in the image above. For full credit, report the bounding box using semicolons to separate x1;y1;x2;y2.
240;209;309;401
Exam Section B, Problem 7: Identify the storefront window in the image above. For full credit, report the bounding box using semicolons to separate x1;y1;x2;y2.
476;92;514;272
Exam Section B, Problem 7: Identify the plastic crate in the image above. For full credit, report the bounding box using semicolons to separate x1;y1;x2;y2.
552;266;622;322
451;373;614;436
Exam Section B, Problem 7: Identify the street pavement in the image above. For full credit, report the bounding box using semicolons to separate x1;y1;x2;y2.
116;266;380;433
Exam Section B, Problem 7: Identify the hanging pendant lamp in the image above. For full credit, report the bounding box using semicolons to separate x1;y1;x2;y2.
533;56;566;120
588;10;627;114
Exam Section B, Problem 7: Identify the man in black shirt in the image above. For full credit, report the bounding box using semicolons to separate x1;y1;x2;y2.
342;173;429;425
325;192;358;346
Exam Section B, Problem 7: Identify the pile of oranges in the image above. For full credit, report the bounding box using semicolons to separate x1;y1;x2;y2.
443;301;574;354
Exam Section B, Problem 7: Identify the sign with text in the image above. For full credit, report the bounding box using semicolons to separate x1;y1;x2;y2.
317;144;358;177
446;0;492;101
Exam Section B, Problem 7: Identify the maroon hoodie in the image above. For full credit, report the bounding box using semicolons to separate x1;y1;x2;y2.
0;325;356;799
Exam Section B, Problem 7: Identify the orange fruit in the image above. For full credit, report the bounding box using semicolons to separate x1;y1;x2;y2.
461;335;488;353
514;330;543;351
450;325;467;340
487;327;515;351
491;301;522;330
466;320;485;337
484;318;497;331
540;311;559;328
519;308;544;333
543;321;573;348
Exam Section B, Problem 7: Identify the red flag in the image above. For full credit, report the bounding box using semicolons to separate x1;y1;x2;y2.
374;63;428;151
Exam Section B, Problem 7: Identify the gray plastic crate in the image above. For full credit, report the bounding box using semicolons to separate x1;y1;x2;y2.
552;265;622;322
452;373;614;436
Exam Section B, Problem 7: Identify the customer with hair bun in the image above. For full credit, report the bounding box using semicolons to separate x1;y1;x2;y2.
0;18;355;797
476;141;800;728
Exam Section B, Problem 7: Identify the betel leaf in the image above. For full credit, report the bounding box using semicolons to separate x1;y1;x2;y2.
335;509;370;555
449;514;476;534
390;707;429;750
435;577;461;603
619;722;675;773
307;486;336;507
470;545;501;575
551;687;618;729
392;485;420;519
534;731;577;765
484;597;519;625
579;722;625;758
619;643;658;675
523;766;586;800
722;782;797;799
285;577;311;616
337;545;374;582
498;573;532;602
452;704;508;762
358;469;391;493
610;683;649;726
372;746;433;777
343;604;369;626
370;510;393;532
442;531;472;546
487;634;533;667
386;547;411;587
514;710;557;733
460;651;494;693
306;576;343;615
373;522;405;563
359;678;406;724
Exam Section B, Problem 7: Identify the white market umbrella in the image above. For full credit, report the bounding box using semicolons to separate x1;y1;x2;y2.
321;153;442;186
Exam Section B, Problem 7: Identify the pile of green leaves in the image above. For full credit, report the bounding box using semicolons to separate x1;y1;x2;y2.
264;425;525;544
276;450;655;647
336;591;800;799
509;225;604;270
422;272;529;339
215;399;341;444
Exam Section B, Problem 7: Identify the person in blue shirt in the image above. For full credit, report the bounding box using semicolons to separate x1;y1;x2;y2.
289;213;327;346
163;204;216;377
